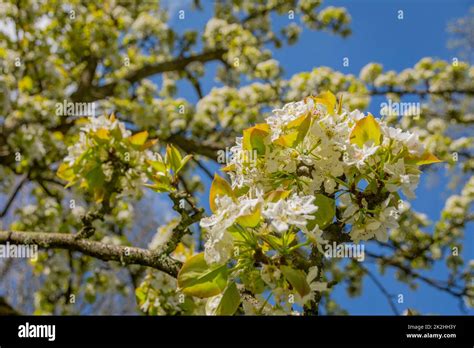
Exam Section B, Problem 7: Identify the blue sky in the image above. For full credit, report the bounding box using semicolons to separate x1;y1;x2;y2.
161;0;474;315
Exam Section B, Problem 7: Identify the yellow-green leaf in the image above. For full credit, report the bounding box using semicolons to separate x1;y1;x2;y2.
146;159;167;173
307;194;335;230
236;203;261;228
177;253;228;298
94;128;110;140
408;151;442;166
57;163;75;182
243;123;269;156
215;282;241;315
273;131;299;147
349;114;382;148
280;266;311;297
166;144;183;172
129;131;149;146
209;174;234;212
265;189;291;202
222;163;236;172
314;91;336;113
18;76;33;92
274;114;311;148
176;154;193;175
140;138;158;150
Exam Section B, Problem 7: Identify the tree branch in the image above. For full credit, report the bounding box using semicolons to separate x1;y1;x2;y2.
71;49;226;102
0;230;182;277
359;264;400;315
369;87;474;97
0;174;28;218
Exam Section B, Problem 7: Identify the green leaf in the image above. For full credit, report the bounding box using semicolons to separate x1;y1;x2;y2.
215;282;241;315
236;203;261;228
178;253;228;298
307;194;336;230
243;123;269;156
166;144;183;172
280;266;311;297
273;113;311;148
129;131;149;146
406;151;442;166
175;154;193;175
273;131;298;147
264;189;291;202
349;114;382;148
146;159;167;174
57;163;75;182
209;174;234;212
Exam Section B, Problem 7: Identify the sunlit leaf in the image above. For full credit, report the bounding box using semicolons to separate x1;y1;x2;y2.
349;113;382;147
307;194;335;230
314;91;336;112
236;203;261;227
57;163;75;182
94;128;110;140
166;144;183;172
407;151;442;166
265;189;291;202
129;131;149;146
146;159;167;174
243;123;269;156
209;174;234;212
280;266;311;297
215;282;241;315
176;154;193;175
178;253;228;298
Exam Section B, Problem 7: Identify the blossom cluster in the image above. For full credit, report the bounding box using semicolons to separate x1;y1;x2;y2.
57;115;157;202
189;91;440;313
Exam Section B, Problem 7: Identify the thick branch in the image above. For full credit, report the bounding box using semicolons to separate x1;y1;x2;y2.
369;87;474;97
71;49;226;102
0;230;182;277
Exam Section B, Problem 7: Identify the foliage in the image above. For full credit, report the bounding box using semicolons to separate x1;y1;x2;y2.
0;0;472;316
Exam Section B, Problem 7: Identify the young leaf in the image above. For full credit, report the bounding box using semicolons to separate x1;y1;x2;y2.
349;114;382;148
407;151;442;166
273;131;299;147
175;154;193;175
177;253;228;298
215;282;241;315
166;144;183;172
274;114;311;148
243;123;269;156
222;163;236;172
57;163;75;182
307;194;335;230
280;266;311;297
140;138;158;150
146;159;167;174
129;131;149;146
209;174;234;212
94;128;110;140
236;203;261;228
313;91;337;113
265;189;291;202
